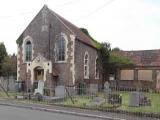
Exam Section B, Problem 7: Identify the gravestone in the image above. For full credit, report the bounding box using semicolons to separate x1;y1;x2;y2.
34;80;44;95
104;81;111;96
89;84;98;94
55;85;66;97
129;92;141;107
8;76;16;91
87;97;105;107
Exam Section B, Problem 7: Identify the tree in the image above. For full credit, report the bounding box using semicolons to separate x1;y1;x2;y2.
0;42;7;76
98;42;111;87
1;55;17;91
109;52;133;66
112;47;121;52
80;28;134;88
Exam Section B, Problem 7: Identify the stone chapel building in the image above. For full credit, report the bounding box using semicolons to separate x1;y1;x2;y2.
16;5;100;95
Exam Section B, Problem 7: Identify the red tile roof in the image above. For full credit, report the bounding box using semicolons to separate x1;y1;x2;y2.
119;49;160;67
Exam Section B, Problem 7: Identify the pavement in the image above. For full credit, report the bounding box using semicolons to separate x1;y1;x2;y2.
0;99;159;120
0;105;102;120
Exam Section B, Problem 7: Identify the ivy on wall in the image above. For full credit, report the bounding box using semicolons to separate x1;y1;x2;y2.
109;52;134;66
80;27;134;66
80;28;101;49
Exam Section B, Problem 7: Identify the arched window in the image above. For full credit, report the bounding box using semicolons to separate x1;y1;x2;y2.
25;41;32;61
56;35;66;61
95;57;99;79
84;52;89;79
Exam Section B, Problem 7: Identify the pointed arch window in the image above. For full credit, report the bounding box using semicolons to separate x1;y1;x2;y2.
84;52;89;79
56;35;66;62
25;41;32;61
95;57;99;79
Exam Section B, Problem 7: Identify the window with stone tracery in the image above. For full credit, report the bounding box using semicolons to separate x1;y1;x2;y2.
25;41;32;61
56;35;66;62
95;57;99;79
84;52;89;79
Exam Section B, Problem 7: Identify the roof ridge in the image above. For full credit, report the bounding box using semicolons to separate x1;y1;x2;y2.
48;8;75;35
123;49;160;52
47;7;96;48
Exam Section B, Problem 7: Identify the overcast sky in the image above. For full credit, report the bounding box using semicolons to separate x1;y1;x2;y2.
0;0;160;54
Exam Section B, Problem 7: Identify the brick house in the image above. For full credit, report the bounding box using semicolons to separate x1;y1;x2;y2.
16;5;100;95
110;50;160;91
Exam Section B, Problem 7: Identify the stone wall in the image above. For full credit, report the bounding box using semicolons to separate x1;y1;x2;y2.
17;7;74;87
74;40;99;86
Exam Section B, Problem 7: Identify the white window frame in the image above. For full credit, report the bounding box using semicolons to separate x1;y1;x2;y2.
95;57;99;79
84;51;89;79
25;41;32;61
22;36;33;63
55;33;68;63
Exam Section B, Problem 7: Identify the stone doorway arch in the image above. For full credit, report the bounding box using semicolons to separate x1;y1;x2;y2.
26;54;52;84
34;66;44;81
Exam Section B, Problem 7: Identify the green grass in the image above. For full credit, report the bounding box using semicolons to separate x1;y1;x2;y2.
0;91;160;114
0;91;18;99
56;95;91;107
56;91;160;113
56;93;120;108
118;92;160;113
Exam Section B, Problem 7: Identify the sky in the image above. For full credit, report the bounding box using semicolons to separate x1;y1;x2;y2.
0;0;160;54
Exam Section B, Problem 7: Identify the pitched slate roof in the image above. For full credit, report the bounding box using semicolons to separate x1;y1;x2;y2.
48;7;97;49
119;49;160;67
16;5;97;49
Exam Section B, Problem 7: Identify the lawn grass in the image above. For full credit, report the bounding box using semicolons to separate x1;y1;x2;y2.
0;90;160;114
118;92;160;113
58;91;160;113
0;91;17;99
56;95;91;107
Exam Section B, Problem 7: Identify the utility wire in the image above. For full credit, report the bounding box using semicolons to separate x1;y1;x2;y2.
0;0;115;20
0;0;80;19
55;0;80;7
77;0;116;21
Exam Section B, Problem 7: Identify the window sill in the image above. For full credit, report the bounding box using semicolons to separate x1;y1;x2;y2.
55;61;67;63
23;61;31;63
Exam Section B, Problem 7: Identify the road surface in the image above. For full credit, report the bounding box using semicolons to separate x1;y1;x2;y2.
0;105;103;120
